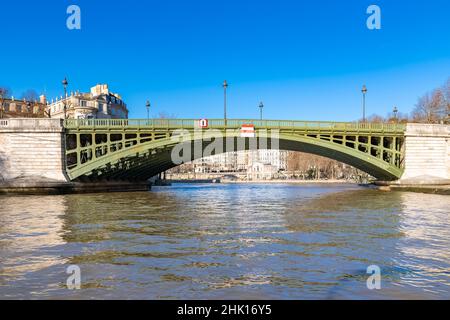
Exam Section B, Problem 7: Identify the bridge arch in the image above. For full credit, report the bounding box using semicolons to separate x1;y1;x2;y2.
64;120;405;182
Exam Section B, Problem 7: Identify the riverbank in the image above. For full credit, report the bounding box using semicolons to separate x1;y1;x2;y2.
0;179;150;195
2;178;448;195
168;179;359;185
222;179;357;185
167;179;450;195
167;179;219;184
377;184;450;195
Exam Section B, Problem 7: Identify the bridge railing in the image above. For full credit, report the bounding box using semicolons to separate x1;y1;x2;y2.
63;119;406;132
0;118;64;131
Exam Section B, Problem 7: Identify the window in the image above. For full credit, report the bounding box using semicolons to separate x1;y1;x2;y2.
16;104;22;113
80;100;87;107
4;103;10;112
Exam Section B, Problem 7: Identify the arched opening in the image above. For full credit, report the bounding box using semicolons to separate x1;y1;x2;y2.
66;133;404;182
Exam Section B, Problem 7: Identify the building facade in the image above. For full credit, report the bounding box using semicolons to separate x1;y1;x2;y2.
178;149;288;179
247;161;279;180
0;95;48;119
248;149;287;171
47;84;128;119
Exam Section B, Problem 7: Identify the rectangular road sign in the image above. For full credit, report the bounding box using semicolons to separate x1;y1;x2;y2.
241;124;255;138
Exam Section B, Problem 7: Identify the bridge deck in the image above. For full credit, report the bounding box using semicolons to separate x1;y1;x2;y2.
64;119;406;134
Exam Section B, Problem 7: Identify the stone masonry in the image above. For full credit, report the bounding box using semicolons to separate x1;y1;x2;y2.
400;123;450;184
0;118;69;184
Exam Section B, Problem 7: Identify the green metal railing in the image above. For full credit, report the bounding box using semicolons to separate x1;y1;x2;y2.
64;118;406;133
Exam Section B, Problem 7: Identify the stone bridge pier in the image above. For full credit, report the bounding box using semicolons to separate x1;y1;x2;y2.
398;124;450;185
0;118;71;193
0;119;147;194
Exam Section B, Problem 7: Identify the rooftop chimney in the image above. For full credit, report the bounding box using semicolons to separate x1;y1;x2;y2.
91;84;109;97
39;94;47;104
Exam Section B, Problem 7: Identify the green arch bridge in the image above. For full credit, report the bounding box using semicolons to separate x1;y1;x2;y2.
63;119;406;182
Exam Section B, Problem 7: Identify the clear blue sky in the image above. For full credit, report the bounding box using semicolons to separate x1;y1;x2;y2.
1;0;449;121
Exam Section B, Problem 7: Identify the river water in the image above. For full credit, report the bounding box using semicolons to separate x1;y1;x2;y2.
0;183;449;300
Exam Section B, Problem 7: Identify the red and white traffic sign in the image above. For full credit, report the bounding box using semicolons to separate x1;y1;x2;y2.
198;119;209;128
241;124;256;138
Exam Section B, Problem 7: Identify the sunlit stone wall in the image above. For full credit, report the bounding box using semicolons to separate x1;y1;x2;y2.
401;124;450;184
0;119;68;183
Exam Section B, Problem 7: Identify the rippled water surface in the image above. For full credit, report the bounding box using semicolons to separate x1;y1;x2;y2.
1;184;449;299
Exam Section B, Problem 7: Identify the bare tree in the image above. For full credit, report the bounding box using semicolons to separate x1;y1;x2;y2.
366;114;385;123
286;151;361;181
386;112;409;124
412;85;446;123
158;111;177;119
0;86;11;98
0;86;12;118
444;78;450;123
20;89;39;102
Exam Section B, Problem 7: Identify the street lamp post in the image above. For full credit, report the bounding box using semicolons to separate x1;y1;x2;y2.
361;85;368;122
26;102;31;118
146;100;151;123
0;88;4;119
62;77;68;120
393;106;399;123
259;102;264;120
223;80;228;126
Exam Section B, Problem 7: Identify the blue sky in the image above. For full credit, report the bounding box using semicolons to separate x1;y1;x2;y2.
0;0;449;121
